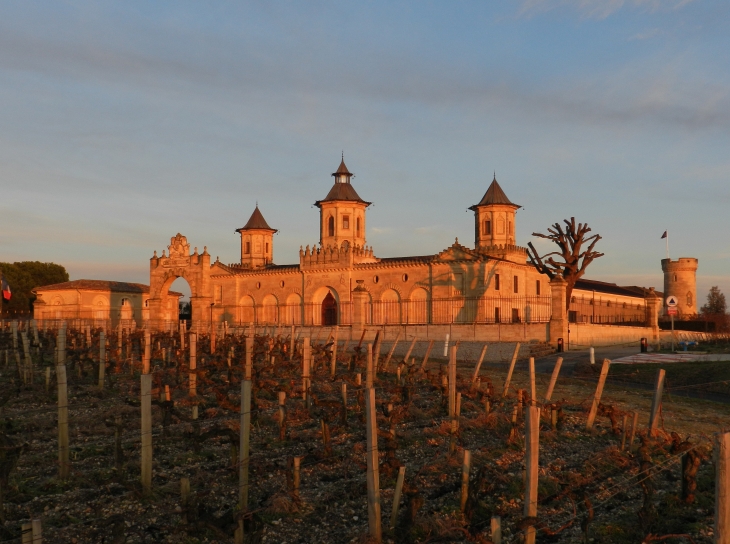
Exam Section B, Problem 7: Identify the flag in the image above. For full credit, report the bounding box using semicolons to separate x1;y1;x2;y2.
1;275;10;301
660;231;667;239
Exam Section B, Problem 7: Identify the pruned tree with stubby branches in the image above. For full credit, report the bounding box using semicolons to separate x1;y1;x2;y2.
527;217;604;308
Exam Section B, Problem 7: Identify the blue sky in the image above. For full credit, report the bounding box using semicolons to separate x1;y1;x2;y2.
1;0;728;302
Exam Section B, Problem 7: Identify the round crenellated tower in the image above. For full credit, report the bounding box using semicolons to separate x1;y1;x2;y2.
661;257;698;316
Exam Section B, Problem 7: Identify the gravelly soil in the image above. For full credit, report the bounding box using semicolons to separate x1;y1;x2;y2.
0;326;721;543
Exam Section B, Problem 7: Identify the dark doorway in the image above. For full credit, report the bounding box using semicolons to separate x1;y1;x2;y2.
322;292;338;325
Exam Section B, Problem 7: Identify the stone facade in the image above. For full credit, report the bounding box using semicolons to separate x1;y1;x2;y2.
32;279;182;328
661;258;699;316
144;158;660;347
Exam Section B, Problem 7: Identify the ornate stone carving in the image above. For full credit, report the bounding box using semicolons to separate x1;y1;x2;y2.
168;234;190;258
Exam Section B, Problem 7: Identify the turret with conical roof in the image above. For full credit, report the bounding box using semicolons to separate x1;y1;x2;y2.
315;156;371;251
236;205;277;268
469;174;521;252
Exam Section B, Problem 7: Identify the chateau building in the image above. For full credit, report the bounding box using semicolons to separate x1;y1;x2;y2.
143;158;659;338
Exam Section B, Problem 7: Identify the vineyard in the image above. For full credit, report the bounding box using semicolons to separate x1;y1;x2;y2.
0;322;727;543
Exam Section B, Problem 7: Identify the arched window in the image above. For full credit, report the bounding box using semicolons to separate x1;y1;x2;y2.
244;242;251;254
674;274;677;282
356;217;361;237
265;242;269;254
687;292;693;307
342;215;350;229
483;220;491;235
328;216;335;237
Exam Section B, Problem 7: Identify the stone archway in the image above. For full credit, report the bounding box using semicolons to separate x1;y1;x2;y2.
148;233;212;330
322;292;338;326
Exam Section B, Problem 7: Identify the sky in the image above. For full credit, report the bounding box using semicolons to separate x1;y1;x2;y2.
1;0;728;303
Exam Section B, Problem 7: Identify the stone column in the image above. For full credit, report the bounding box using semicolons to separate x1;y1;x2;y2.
352;280;369;338
645;288;661;344
549;274;568;349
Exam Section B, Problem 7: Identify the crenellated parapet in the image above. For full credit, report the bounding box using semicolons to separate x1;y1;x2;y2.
299;243;378;270
478;243;529;264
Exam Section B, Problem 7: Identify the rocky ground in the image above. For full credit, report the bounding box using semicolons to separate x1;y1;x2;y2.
0;327;723;543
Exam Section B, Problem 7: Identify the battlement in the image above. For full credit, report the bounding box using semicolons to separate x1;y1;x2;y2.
478;243;529;264
299;243;378;270
661;258;699;272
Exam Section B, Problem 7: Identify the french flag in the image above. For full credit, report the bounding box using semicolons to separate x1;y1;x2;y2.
1;275;10;301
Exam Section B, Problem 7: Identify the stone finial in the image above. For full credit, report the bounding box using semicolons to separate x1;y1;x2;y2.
153;250;157;258
194;247;198;255
455;237;459;245
162;250;166;257
202;246;209;255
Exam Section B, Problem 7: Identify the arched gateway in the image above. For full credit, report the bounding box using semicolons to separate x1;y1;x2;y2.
148;233;212;329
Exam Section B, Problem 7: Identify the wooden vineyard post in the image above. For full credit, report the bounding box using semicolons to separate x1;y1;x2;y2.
180;478;190;522
57;322;66;366
390;465;406;529
528;356;536;405
98;331;106;390
179;321;185;350
471;344;488;386
620;414;629;451
544;357;563;402
586;359;610;430
290;325;295;361
189;333;197;397
45;367;51;393
460;450;471;512
21;522;31;544
330;326;339;378
366;343;374;388
140;373;152;495
403;337;417;367
448;346;457;418
648;368;666;437
210;321;216;354
365;387;382;542
245;335;253;376
31;518;41;543
381;330;401;371
143;329;151;374
341;382;348;426
293;456;301;497
419;340;434;371
491;517;502;544
524;406;540;544
278;392;287;440
238;379;252;540
302;338;311;404
715;431;730;544
57;364;69;480
629;411;639;448
502;342;521;397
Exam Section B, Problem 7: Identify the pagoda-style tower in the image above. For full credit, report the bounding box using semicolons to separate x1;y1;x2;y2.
469;174;521;250
314;157;371;250
236;205;277;268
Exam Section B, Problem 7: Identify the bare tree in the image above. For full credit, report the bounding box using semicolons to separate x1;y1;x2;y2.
527;218;604;308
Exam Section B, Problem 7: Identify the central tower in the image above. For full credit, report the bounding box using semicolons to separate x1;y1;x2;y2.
314;157;371;250
469;174;520;250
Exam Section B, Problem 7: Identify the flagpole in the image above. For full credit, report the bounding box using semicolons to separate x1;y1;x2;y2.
666;230;669;260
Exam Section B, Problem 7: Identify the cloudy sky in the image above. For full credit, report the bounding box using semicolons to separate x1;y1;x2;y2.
1;0;728;301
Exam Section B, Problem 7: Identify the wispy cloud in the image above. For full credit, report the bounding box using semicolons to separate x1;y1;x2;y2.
519;0;697;19
628;27;660;41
